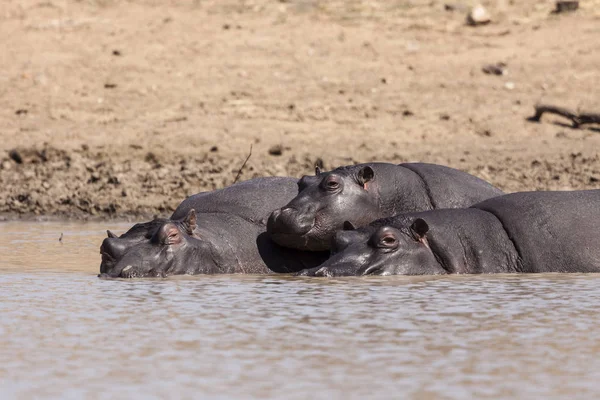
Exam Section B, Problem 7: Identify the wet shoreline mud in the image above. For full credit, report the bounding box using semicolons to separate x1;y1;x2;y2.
1;1;600;221
2;144;600;221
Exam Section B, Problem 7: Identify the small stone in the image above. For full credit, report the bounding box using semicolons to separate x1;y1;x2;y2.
9;149;23;164
554;1;578;13
1;160;11;170
89;173;100;183
210;146;218;152
482;62;507;75
467;5;491;26
268;145;283;156
504;82;515;90
42;181;50;189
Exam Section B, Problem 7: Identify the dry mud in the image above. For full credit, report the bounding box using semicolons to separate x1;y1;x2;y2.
1;0;600;220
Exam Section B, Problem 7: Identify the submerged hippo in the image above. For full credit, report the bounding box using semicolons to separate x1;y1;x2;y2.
267;163;503;251
100;177;327;278
299;190;600;276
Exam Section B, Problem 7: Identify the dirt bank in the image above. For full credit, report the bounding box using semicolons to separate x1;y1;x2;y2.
1;0;600;220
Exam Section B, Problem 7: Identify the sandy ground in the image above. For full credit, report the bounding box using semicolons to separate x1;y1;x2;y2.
1;0;599;220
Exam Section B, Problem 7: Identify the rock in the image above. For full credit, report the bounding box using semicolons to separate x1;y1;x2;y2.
1;160;12;170
9;149;23;164
444;3;468;12
504;82;515;90
467;5;491;26
268;145;283;156
554;1;578;13
482;62;507;76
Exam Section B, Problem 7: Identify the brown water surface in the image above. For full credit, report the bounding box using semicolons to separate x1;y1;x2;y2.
1;222;600;399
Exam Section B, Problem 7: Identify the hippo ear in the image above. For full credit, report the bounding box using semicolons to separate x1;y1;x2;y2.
357;166;374;188
410;218;429;241
106;230;117;239
183;209;197;235
315;165;321;175
343;221;356;231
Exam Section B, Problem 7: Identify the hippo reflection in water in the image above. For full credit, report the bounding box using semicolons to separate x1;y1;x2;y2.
298;190;600;277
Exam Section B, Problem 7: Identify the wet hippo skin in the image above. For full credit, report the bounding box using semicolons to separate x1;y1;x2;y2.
267;162;503;251
299;190;600;276
99;177;327;278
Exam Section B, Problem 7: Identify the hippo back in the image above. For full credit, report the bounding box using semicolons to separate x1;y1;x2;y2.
473;190;600;273
171;176;299;224
400;163;503;208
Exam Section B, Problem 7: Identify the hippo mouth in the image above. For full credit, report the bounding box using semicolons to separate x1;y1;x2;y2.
269;231;328;251
99;250;116;274
269;221;333;251
267;207;334;251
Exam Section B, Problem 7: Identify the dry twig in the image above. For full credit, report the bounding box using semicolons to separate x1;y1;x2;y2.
527;104;600;129
233;144;253;184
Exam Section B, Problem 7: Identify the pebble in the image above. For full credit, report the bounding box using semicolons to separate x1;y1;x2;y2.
467;5;491;26
268;145;283;156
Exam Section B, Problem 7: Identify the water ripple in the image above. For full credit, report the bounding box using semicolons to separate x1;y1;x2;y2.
1;223;600;399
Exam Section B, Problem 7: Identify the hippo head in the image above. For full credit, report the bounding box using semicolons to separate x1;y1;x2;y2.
298;218;446;277
267;165;380;251
99;210;223;278
99;218;172;274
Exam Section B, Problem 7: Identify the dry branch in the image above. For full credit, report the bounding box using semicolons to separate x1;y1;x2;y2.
233;144;253;184
527;104;600;128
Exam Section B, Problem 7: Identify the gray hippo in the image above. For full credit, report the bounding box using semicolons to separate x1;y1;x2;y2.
298;190;600;276
267;163;503;251
99;177;327;278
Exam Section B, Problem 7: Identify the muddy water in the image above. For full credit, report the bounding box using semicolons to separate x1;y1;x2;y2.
2;222;600;399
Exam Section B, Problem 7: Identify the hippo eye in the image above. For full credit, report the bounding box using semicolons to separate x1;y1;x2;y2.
164;229;181;245
324;178;340;191
378;234;398;249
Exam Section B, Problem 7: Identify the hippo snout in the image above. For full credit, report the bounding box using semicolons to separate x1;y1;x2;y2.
99;237;129;274
267;207;315;236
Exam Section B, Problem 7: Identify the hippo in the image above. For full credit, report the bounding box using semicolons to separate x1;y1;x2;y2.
100;177;327;278
267;163;503;251
298;190;600;276
100;209;326;278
